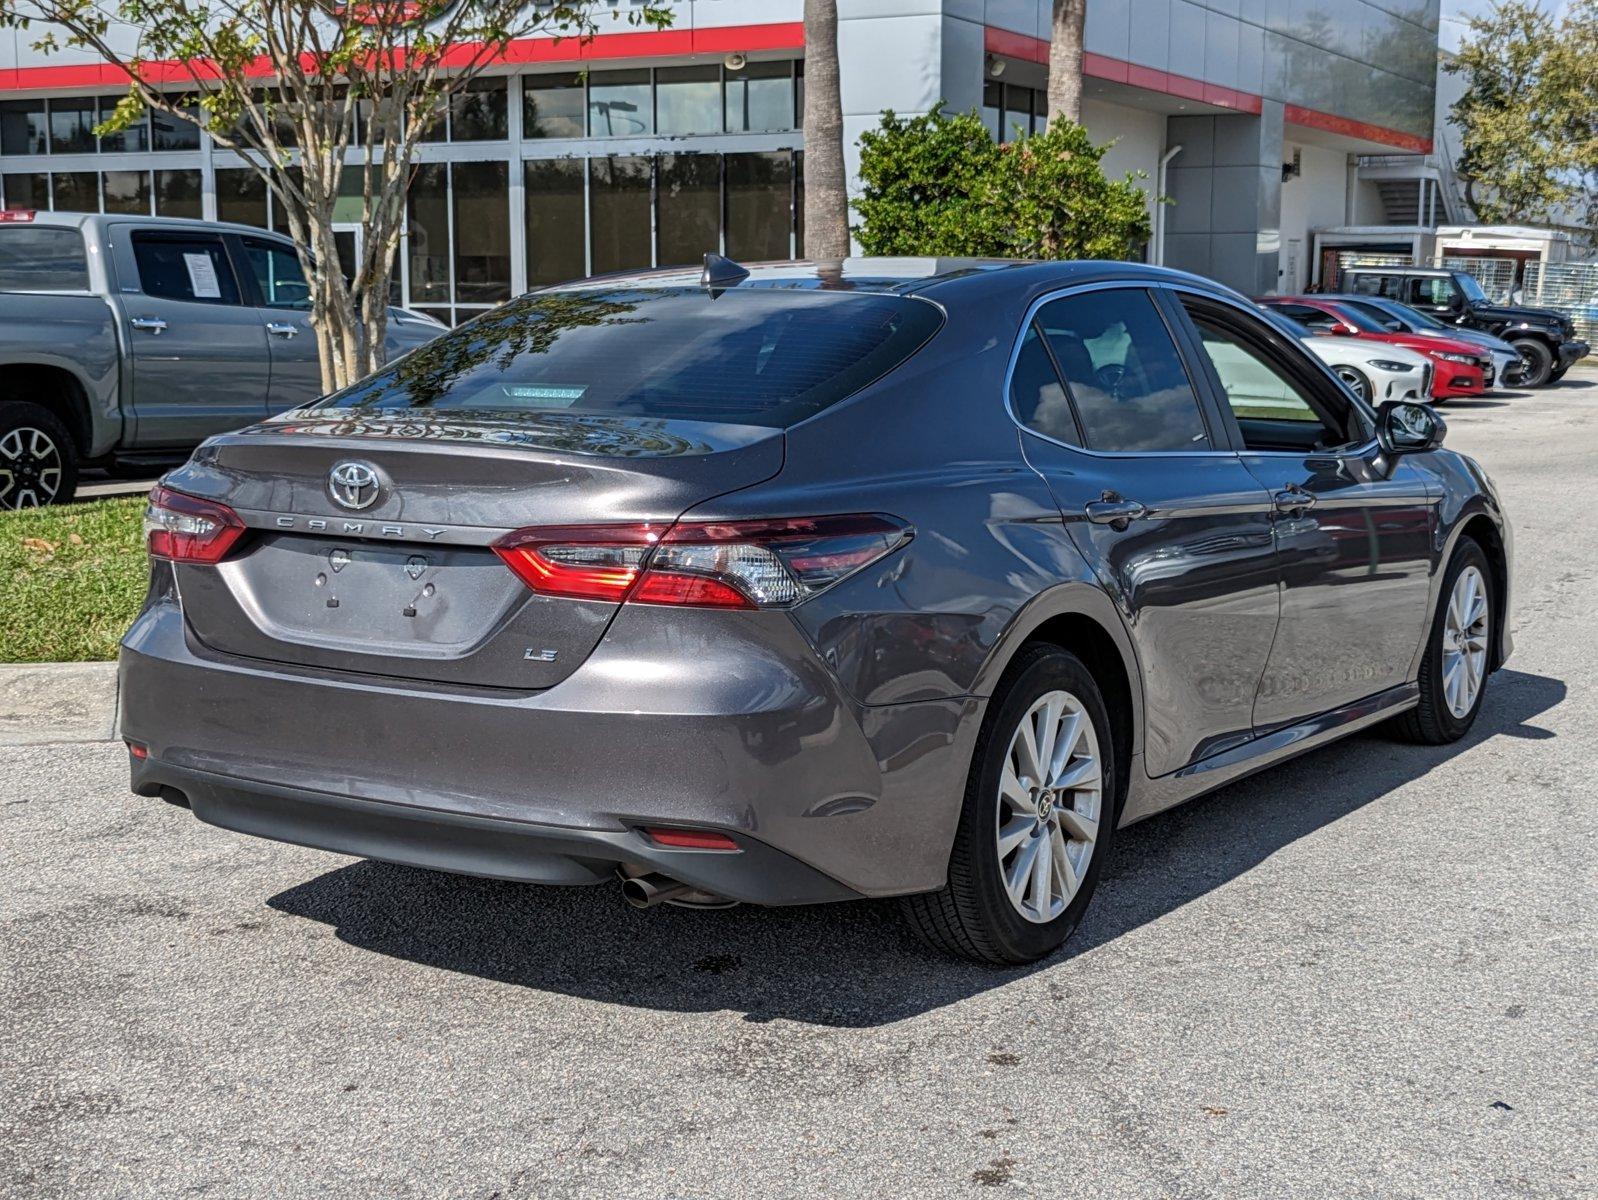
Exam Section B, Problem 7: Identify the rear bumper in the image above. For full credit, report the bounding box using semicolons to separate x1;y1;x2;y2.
131;758;859;904
119;597;980;902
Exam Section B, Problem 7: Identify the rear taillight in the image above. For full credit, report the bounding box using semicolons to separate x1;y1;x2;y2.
493;514;912;609
144;485;246;564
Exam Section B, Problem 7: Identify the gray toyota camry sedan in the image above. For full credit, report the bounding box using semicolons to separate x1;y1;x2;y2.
120;257;1512;964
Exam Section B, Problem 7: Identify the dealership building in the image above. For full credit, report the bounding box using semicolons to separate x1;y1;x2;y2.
0;0;1442;319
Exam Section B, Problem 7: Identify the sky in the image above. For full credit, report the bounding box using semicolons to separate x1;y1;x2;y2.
1440;0;1571;50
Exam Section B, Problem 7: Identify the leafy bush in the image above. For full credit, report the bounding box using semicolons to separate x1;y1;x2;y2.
854;108;1153;261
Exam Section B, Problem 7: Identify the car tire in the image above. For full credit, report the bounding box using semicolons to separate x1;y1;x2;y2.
900;644;1118;965
0;402;78;510
1333;365;1372;402
1390;537;1494;745
1511;339;1554;388
1548;365;1569;383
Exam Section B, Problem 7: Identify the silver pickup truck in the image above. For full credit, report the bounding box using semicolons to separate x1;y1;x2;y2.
0;211;445;508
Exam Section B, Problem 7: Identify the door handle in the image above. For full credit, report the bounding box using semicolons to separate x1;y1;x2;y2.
266;322;299;338
1084;494;1148;530
1273;484;1317;515
129;316;168;335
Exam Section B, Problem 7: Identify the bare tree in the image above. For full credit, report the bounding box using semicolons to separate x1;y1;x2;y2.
802;0;849;259
1046;0;1087;125
0;0;669;391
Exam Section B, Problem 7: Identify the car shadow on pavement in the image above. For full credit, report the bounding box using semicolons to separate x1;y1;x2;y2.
267;668;1564;1028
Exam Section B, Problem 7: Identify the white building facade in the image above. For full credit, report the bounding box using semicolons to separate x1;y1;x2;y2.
0;0;1443;316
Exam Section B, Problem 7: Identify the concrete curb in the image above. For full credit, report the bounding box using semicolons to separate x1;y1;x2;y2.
0;661;120;746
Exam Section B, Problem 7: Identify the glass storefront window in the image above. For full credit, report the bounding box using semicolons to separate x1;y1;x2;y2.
981;82;1002;140
656;66;721;136
0;100;47;156
103;169;152;215
590;155;651;273
588;70;651;137
49;99;98;154
1004;85;1034;139
154;169;202;217
216;168;268;228
725;152;792;262
98;97;151;153
51;172;98;212
406;162;451;304
657;153;719;268
452;161;510;303
524;73;585;138
524;157;586;286
151;105;202;151
2;172;48;209
450;77;508;142
725;61;794;133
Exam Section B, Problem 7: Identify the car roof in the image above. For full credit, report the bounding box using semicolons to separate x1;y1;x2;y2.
549;257;1240;300
1344;264;1451;276
1;210;291;241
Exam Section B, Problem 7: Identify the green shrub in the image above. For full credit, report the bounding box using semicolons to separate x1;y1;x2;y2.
854;107;1153;261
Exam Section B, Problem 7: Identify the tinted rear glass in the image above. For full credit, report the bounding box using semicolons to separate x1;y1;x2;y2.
0;226;90;291
320;287;944;428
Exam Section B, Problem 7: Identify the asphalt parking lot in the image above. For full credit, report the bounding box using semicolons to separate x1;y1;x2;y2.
4;368;1595;1199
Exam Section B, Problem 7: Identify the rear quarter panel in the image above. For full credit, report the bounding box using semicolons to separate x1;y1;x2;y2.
0;292;124;456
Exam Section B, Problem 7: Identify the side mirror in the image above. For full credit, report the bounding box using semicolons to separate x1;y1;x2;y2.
1376;400;1445;455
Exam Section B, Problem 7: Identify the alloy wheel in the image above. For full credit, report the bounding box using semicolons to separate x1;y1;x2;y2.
0;426;64;509
1334;366;1370;401
995;690;1103;924
1442;565;1490;718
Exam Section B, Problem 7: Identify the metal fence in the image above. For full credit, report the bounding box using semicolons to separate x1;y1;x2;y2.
1329;252;1411;289
1524;261;1598;342
1442;257;1518;303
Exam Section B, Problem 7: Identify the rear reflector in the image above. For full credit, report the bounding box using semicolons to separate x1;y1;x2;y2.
643;827;741;851
493;514;911;609
125;740;149;760
145;485;246;564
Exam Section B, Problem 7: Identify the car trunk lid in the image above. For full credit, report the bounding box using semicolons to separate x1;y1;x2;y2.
161;410;784;689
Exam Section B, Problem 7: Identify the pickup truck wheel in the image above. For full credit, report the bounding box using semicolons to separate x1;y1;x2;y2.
1510;339;1553;388
0;403;78;509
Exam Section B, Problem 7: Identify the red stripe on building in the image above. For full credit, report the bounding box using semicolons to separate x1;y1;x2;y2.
1282;103;1432;154
0;22;805;91
983;27;1430;151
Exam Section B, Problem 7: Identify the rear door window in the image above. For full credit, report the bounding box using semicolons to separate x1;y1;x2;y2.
1404;276;1453;307
322;286;945;428
1025;289;1210;452
0;226;90;291
238;236;311;308
131;232;242;305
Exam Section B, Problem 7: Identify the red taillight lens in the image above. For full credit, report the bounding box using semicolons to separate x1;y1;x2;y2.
125;740;149;761
144;485;246;563
642;827;741;851
493;514;912;609
492;524;666;601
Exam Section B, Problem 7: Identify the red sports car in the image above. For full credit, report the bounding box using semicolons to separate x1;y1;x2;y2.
1260;297;1490;400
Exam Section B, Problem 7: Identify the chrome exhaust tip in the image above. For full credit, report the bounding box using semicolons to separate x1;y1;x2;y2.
620;872;694;909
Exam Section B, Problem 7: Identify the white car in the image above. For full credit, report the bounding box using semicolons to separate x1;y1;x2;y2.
1263;310;1433;403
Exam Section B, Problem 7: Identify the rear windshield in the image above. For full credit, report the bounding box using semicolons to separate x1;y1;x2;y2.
320;286;944;428
0;226;90;291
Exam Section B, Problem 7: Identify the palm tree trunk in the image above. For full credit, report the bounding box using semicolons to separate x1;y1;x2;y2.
803;0;850;259
1047;0;1088;125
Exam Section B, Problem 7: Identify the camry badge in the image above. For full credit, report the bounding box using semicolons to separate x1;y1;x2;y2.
328;460;382;511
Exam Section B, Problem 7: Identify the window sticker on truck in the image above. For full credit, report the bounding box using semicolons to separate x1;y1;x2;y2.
183;252;222;299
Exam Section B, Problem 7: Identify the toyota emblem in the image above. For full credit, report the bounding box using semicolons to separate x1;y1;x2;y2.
328;460;382;511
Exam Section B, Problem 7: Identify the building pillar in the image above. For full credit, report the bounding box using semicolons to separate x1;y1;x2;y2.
1161;102;1285;296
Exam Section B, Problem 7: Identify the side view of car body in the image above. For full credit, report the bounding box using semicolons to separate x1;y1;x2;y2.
0;211;445;508
119;258;1513;964
1322;294;1522;388
1267;312;1434;404
1341;265;1588;388
1260;296;1491;398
